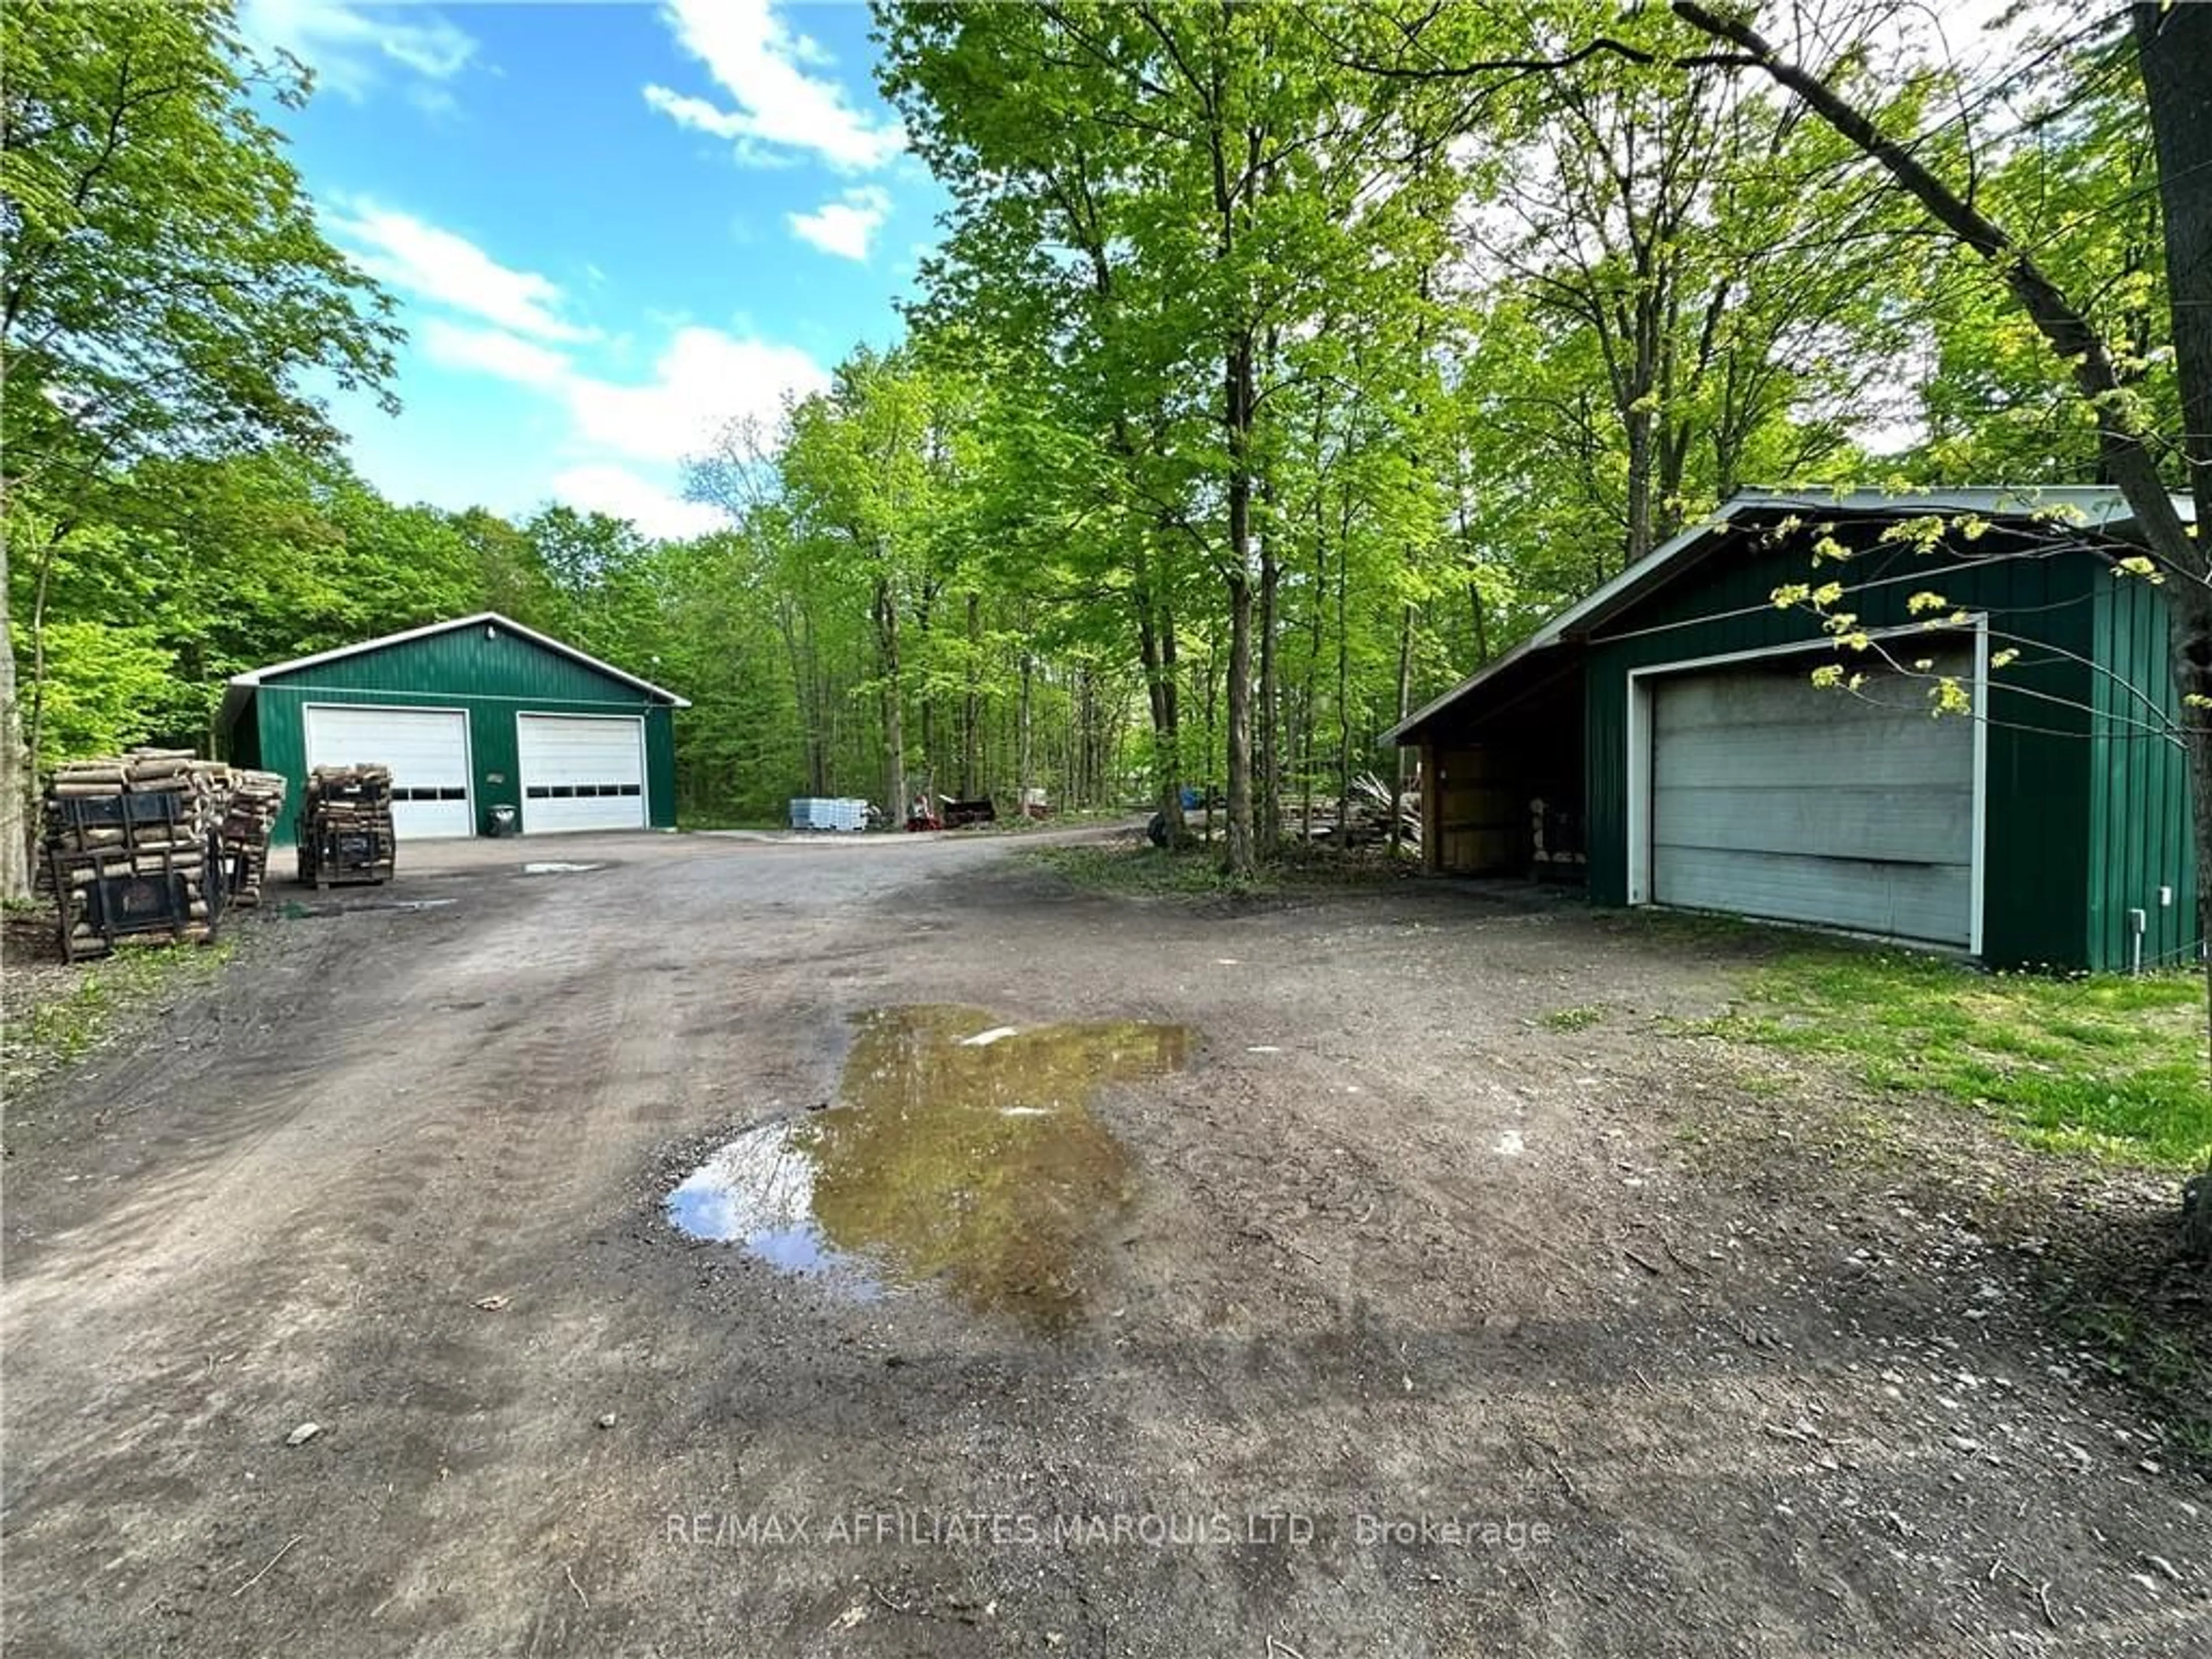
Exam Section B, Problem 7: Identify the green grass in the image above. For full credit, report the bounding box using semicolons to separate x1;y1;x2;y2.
1540;1005;1605;1032
677;813;788;832
1026;842;1274;898
2;940;233;1090
1709;946;2211;1169
1026;838;1415;900
2050;1289;2212;1463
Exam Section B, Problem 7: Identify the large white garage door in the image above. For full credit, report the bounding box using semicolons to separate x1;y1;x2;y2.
517;714;646;834
1649;647;1976;948
302;704;473;840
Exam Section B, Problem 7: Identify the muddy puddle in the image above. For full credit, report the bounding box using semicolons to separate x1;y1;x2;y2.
667;1006;1192;1330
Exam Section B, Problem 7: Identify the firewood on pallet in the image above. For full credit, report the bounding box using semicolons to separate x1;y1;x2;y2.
297;764;396;887
41;755;230;963
219;768;287;905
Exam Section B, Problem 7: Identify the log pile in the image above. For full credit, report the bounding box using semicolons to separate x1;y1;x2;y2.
297;765;395;888
1291;772;1423;851
44;747;230;961
220;769;289;905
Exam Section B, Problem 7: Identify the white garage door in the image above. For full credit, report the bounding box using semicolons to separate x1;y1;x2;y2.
1648;647;1976;947
517;714;646;834
302;704;473;840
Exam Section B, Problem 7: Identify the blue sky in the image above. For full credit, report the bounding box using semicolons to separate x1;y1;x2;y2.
241;0;938;536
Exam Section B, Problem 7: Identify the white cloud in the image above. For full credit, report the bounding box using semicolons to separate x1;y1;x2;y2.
240;0;476;100
417;319;574;390
349;200;829;536
550;464;729;540
786;187;892;262
565;327;828;464
414;316;827;469
643;0;904;172
328;200;594;342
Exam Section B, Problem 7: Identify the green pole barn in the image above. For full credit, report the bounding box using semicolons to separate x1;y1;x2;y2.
1391;487;2200;973
218;613;688;846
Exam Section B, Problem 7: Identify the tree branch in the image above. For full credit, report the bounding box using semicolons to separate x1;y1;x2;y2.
1669;0;2196;575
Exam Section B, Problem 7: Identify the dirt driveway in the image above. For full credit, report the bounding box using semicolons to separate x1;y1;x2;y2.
3;830;2206;1657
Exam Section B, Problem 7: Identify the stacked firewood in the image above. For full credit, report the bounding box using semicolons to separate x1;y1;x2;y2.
1289;772;1423;850
44;748;231;961
220;769;289;905
297;765;395;888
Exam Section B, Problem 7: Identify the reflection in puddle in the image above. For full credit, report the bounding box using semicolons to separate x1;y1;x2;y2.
667;1006;1192;1329
665;1123;877;1290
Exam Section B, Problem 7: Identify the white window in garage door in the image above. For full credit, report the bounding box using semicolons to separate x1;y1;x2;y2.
516;713;646;833
302;704;474;839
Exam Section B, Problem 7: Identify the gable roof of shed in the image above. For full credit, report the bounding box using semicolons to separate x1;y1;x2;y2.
1385;484;2192;744
219;611;691;728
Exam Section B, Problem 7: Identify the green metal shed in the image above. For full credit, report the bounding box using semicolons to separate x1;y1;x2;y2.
1391;487;2199;972
218;613;688;846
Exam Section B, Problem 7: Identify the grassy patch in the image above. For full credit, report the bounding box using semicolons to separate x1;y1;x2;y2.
1027;839;1414;900
2063;1296;2210;1431
1711;946;2211;1169
1026;842;1273;899
2;940;232;1092
1539;1005;1605;1032
678;814;788;832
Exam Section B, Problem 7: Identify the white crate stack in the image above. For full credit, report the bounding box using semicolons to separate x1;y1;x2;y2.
788;797;869;832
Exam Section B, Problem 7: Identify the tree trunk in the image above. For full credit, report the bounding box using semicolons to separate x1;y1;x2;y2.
1203;646;1218;846
1224;570;1255;878
1457;505;1491;664
23;528;59;849
808;607;830;796
1137;566;1187;842
1336;516;1353;854
1256;531;1281;854
1390;601;1415;858
0;522;30;902
876;577;906;827
1159;605;1184;833
1017;649;1034;820
1222;322;1258;878
916;585;937;809
2137;0;2212;1258
961;590;981;799
1623;402;1656;565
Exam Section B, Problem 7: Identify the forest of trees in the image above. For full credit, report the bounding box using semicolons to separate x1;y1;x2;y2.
2;0;2199;899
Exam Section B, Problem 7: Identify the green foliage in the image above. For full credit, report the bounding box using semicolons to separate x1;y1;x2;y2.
7;446;554;766
1;0;404;865
1539;1005;1607;1033
2;936;233;1092
1903;28;2178;485
1714;949;2211;1169
1027;838;1408;901
0;0;398;487
1027;843;1262;900
26;621;175;759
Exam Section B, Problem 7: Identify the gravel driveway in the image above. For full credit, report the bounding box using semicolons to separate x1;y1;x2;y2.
4;828;2206;1656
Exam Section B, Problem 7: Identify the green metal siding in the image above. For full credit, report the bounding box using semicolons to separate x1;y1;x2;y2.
225;624;679;844
1583;526;2111;969
2088;573;2199;971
